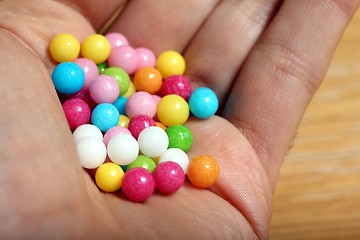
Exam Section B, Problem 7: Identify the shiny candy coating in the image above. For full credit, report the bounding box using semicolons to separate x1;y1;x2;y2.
76;137;107;169
156;94;189;126
188;87;219;119
89;75;120;104
105;32;129;49
108;45;138;75
156;50;186;78
165;125;193;152
52;62;85;94
91;103;120;132
102;67;130;96
161;75;192;101
158;148;189;174
153;161;185;194
135;47;156;70
126;155;156;173
97;62;109;74
112;96;127;115
187;155;220;188
49;33;80;62
126;91;157;119
138;126;169;158
121;168;155;202
128;115;156;140
133;67;162;94
81;34;111;64
118;114;130;128
73;58;99;90
95;162;124;192
103;126;131;146
72;124;103;144
123;81;136;98
107;134;139;165
62;98;91;130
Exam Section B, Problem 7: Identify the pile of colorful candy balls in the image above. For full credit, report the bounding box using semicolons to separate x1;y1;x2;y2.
50;33;220;202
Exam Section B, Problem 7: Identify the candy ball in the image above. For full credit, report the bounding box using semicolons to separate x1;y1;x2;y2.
112;96;127;115
108;45;138;75
51;62;85;94
97;62;109;74
89;75;120;104
103;126;131;146
49;33;80;62
102;67;130;96
133;67;162;94
165;125;193;152
127;115;156;140
95;162;124;192
156;94;189;126
188;87;219;119
123;81;136;98
76;137;107;169
153;161;185;194
62;98;91;130
138;126;169;158
156;50;186;78
73;58;99;90
155;122;167;130
65;88;96;110
105;32;129;49
158;148;189;174
91;103;120;132
107;134;139;165
126;91;157;119
72;124;103;144
118;114;130;128
135;47;156;70
121;168;155;202
81;34;111;64
126;155;156;173
161;75;192;101
187;155;220;188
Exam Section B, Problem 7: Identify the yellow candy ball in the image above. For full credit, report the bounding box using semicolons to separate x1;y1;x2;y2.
123;80;136;98
81;34;111;64
157;94;189;126
156;51;186;78
49;33;80;62
118;114;130;128
95;162;124;192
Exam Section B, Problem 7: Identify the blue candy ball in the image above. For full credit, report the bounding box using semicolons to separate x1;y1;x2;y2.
51;62;85;94
188;87;219;119
112;96;128;116
91;103;120;132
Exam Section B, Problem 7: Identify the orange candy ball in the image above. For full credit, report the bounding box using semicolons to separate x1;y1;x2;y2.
133;67;162;94
187;155;220;188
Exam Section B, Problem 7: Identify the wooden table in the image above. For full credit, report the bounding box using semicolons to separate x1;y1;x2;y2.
269;9;360;240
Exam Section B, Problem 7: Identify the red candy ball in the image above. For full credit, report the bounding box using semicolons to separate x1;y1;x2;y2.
128;115;156;140
153;161;185;194
62;98;91;130
121;167;155;202
160;75;192;101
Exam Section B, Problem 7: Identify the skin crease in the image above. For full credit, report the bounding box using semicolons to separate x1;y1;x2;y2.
0;0;359;239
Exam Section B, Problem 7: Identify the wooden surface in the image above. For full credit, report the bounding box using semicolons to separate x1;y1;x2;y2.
269;9;360;240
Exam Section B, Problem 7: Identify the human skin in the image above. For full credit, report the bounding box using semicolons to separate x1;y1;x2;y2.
0;0;359;239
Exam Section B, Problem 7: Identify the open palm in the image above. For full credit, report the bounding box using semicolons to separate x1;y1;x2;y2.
0;0;358;239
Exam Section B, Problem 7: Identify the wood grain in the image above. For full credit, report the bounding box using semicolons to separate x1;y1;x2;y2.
269;9;360;240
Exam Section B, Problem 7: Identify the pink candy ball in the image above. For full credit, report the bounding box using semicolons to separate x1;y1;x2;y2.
135;47;156;70
62;98;91;130
105;32;129;49
161;75;192;101
108;46;138;75
73;58;99;90
103;126;131;146
128;115;156;140
126;91;157;118
121;167;155;202
153;161;185;194
89;75;120;104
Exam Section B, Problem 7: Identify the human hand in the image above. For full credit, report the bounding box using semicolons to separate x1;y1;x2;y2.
0;0;358;239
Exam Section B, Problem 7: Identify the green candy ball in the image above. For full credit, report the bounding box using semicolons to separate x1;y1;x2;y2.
165;125;193;152
126;155;156;173
102;66;130;96
97;62;109;74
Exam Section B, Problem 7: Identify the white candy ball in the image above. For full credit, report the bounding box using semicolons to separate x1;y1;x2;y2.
159;148;189;173
107;134;139;165
76;137;107;169
138;126;169;158
73;124;103;144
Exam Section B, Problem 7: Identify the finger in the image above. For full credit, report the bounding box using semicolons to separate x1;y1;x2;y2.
107;0;218;54
222;0;360;187
184;0;281;104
